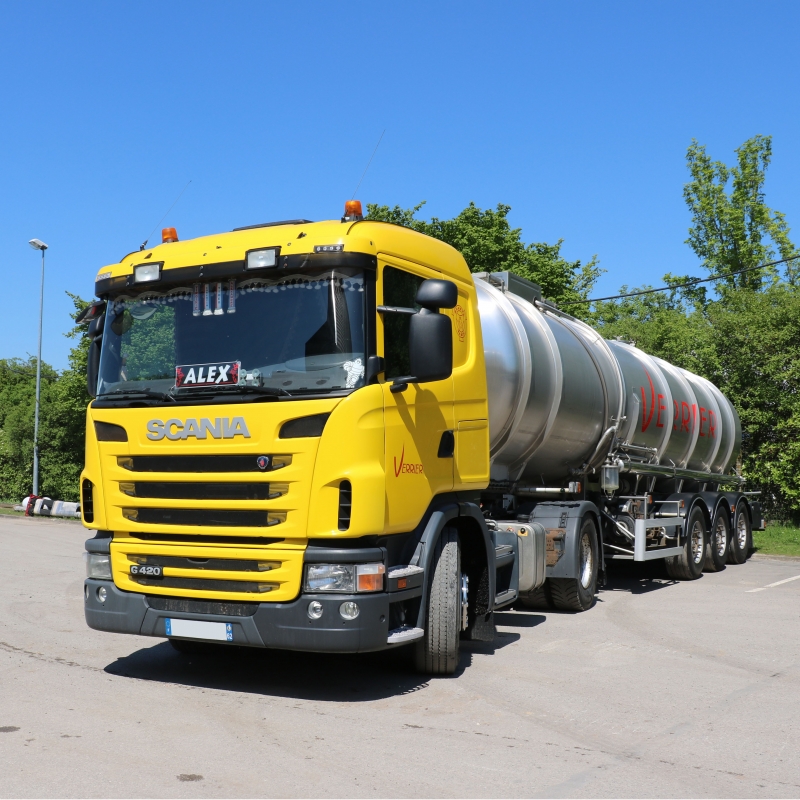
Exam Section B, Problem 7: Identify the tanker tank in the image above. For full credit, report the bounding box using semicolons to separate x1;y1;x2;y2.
474;271;741;486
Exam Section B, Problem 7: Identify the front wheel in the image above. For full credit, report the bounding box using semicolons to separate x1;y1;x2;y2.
666;506;706;580
415;527;461;675
704;508;729;572
549;516;598;612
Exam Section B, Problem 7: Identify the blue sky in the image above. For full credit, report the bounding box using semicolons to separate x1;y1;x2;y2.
1;0;799;370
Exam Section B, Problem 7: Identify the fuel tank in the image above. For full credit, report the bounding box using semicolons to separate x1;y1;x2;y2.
475;272;741;483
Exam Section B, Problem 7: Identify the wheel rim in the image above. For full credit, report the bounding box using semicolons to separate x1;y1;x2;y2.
579;532;593;588
691;520;705;564
736;514;748;550
460;573;469;631
715;517;727;558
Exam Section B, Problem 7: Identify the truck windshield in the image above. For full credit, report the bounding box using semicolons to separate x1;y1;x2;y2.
96;267;366;400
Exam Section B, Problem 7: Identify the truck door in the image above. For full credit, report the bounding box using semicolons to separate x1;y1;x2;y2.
379;262;455;533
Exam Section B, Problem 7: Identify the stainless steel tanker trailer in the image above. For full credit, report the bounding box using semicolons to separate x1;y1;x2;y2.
474;270;764;613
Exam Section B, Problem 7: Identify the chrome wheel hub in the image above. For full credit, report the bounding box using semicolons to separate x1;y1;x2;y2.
460;573;469;631
579;532;594;589
737;515;748;550
715;517;727;558
691;520;705;564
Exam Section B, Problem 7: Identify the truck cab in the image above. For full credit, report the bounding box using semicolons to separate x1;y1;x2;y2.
81;203;504;674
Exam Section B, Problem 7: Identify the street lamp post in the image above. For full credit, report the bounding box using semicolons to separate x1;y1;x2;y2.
28;238;48;497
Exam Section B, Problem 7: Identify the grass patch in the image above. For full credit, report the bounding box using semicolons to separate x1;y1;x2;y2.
0;506;24;517
753;525;800;557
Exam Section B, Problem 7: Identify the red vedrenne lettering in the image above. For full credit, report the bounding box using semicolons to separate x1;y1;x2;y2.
656;393;666;428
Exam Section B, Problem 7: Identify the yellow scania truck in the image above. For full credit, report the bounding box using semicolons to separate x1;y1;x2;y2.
81;201;761;674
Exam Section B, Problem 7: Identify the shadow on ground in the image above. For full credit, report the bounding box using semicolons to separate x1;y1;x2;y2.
105;641;428;701
104;618;533;698
102;564;679;696
599;558;681;596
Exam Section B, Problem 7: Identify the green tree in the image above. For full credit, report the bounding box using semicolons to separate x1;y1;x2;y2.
366;201;602;310
0;293;91;502
684;135;799;290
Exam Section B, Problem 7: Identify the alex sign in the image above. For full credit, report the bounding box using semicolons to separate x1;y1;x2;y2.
175;361;240;388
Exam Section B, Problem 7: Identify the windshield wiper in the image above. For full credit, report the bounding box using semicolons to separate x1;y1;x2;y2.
98;388;175;402
172;385;292;399
221;385;293;397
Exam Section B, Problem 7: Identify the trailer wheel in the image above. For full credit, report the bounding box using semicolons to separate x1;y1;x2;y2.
415;527;461;675
704;508;729;572
727;505;751;564
666;506;706;580
517;582;552;610
549;516;598;612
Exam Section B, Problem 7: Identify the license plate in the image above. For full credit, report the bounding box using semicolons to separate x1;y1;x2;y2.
165;619;233;641
130;564;163;578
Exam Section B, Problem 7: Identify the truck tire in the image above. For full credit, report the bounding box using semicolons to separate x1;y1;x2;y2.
549;516;598;612
415;527;461;675
666;506;706;580
517;581;552;610
727;505;751;565
704;507;729;572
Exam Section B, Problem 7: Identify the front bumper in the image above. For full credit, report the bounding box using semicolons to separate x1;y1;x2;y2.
85;579;421;653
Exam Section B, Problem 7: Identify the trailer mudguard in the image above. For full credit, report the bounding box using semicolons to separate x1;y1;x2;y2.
664;493;712;534
530;501;602;580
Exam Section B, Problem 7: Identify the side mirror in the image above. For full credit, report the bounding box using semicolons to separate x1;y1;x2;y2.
76;300;105;326
415;279;458;310
390;309;452;393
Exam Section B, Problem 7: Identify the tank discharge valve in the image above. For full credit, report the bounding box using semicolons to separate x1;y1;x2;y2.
601;461;620;495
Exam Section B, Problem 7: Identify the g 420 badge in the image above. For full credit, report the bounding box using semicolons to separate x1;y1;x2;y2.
175;361;240;388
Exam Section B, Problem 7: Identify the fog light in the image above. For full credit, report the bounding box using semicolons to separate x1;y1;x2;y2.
339;601;359;620
246;247;279;270
133;262;162;283
97;586;107;603
307;600;323;620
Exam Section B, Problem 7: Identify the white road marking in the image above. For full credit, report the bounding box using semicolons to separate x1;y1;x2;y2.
746;574;800;593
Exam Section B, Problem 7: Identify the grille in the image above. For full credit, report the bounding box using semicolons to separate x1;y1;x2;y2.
132;575;276;593
126;532;283;545
119;481;287;501
338;480;352;531
146;596;259;616
122;508;285;527
131;555;278;572
117;455;291;473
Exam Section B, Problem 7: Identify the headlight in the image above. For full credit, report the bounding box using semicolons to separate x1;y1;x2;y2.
133;262;162;283
303;562;385;593
305;564;355;593
85;553;112;580
246;247;280;270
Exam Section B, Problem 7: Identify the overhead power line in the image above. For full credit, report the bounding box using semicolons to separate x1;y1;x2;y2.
560;254;800;307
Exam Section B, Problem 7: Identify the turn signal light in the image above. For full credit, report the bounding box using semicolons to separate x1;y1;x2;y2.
356;563;385;592
162;227;179;243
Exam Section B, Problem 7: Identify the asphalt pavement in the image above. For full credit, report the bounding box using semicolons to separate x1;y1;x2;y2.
1;514;798;798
